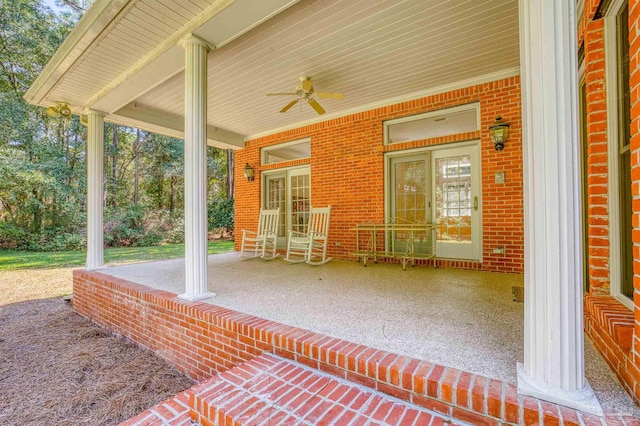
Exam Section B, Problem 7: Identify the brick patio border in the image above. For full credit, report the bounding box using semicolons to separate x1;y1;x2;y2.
74;270;638;425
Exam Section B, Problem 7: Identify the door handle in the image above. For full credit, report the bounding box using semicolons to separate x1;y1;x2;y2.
473;196;478;211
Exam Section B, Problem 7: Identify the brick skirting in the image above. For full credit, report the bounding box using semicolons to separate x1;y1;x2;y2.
74;270;638;425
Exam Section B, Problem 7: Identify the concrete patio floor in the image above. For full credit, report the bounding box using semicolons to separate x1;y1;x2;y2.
102;252;640;415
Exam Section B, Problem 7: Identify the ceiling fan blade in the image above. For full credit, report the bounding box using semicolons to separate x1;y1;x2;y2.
301;78;312;92
280;99;299;113
267;92;297;96
316;92;344;100
308;99;325;115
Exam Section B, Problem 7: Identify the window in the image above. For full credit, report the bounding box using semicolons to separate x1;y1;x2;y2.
605;0;633;305
262;138;310;165
579;68;590;293
616;3;633;300
384;104;479;145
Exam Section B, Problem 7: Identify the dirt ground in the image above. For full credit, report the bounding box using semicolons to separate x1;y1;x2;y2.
0;268;195;426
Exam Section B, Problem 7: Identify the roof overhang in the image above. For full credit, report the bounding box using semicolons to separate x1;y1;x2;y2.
26;0;520;149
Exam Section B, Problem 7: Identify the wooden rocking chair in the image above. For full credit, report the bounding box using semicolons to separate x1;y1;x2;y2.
239;208;280;260
285;206;332;265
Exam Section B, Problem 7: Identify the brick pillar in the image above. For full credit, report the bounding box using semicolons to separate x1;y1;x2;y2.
584;20;611;294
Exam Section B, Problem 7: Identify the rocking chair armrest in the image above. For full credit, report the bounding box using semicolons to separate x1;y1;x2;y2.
242;230;258;236
288;230;307;238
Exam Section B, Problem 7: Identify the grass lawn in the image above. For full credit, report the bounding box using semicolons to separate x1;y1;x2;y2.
0;240;234;270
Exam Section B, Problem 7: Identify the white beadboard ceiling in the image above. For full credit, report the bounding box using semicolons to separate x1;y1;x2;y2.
27;0;520;148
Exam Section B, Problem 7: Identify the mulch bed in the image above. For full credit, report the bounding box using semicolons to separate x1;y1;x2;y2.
0;295;194;425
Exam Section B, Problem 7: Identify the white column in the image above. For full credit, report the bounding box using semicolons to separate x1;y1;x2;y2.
179;35;215;301
86;111;105;270
517;0;602;415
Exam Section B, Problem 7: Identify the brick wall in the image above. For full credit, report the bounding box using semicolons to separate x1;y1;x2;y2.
235;77;523;273
580;0;640;403
628;0;640;357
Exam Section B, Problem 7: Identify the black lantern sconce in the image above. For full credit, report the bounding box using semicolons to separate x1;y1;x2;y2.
243;163;255;182
489;116;510;151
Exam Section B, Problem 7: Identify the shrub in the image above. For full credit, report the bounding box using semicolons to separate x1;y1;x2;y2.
134;229;163;247
25;229;85;251
0;222;28;249
104;206;146;247
144;209;184;244
208;197;234;230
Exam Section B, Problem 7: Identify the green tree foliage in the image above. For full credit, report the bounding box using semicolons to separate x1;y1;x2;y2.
0;0;235;251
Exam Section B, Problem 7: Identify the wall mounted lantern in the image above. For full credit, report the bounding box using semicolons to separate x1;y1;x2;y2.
243;163;255;182
489;116;510;151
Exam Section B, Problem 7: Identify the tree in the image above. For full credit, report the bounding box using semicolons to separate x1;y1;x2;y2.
0;0;236;250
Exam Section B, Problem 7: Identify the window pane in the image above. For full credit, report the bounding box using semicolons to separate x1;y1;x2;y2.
435;155;472;244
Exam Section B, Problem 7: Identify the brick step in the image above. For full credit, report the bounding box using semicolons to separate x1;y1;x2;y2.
188;353;465;426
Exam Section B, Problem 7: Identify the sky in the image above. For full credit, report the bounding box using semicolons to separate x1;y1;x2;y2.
42;0;65;13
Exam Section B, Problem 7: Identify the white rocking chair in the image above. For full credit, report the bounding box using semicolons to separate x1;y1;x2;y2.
285;206;332;265
239;208;280;260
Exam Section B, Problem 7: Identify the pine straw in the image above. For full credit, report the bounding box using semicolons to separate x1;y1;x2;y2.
0;269;195;426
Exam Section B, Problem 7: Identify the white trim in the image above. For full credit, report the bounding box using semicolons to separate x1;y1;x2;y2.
246;68;520;141
24;0;132;106
382;102;481;145
577;0;585;29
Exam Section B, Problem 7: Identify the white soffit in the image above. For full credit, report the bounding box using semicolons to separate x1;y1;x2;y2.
27;0;520;148
132;0;520;139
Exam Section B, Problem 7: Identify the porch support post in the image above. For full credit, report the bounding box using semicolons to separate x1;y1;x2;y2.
86;110;104;270
517;0;602;415
179;35;215;301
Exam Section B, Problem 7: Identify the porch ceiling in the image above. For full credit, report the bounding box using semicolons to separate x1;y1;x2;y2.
26;0;520;148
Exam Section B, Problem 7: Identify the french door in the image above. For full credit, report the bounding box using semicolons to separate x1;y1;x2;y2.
263;167;310;246
389;153;431;254
432;145;481;260
387;143;481;260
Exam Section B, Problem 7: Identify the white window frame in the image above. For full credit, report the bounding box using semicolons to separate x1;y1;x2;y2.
604;0;634;309
383;103;480;145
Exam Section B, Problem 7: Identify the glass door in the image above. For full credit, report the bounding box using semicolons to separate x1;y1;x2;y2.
432;145;481;260
263;167;310;246
389;153;431;254
264;173;286;239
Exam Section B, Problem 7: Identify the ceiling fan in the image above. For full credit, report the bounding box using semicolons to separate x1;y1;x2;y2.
266;76;344;115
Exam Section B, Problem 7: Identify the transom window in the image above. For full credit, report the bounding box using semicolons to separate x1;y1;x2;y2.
384;104;479;145
261;138;310;165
